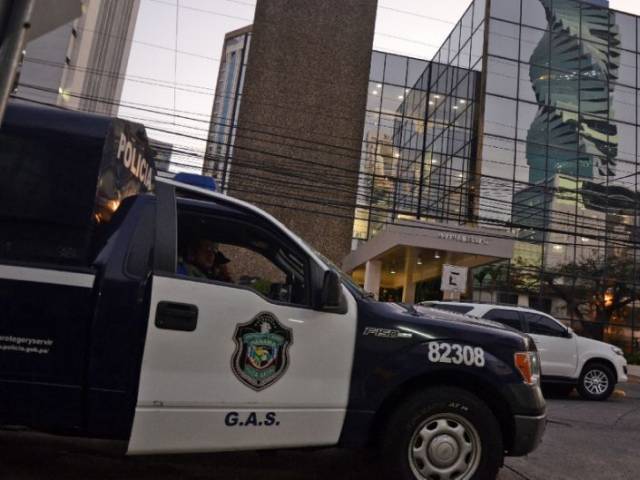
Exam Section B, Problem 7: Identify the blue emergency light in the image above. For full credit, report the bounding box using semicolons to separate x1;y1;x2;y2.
174;172;217;192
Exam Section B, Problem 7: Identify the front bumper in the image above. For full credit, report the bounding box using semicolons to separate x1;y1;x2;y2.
617;360;629;383
508;413;547;457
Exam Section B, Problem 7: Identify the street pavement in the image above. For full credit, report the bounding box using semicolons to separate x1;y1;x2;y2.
498;380;640;480
2;382;640;479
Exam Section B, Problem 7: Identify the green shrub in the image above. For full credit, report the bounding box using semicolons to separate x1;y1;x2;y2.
625;352;640;365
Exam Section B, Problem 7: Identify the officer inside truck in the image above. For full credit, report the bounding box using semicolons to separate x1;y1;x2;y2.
177;238;232;282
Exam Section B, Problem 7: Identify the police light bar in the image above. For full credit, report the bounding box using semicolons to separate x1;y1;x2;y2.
174;172;217;192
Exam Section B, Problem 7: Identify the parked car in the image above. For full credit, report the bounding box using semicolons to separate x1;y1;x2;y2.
418;302;628;401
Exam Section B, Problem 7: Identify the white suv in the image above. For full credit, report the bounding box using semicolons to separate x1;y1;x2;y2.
419;302;628;401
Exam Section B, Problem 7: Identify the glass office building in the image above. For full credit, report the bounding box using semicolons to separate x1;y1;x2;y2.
353;0;640;351
355;52;481;241
204;26;252;192
353;52;430;244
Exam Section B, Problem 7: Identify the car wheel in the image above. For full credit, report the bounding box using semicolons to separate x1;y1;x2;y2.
577;363;615;401
381;386;503;480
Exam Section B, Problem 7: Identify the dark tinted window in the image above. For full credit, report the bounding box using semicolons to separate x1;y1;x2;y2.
484;309;523;331
0;131;102;267
432;304;474;314
524;313;566;337
176;208;310;307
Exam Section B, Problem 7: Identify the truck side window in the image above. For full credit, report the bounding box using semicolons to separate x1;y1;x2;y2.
176;211;309;307
524;313;567;337
484;309;523;331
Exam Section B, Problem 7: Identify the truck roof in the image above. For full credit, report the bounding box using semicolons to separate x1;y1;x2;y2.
4;101;112;140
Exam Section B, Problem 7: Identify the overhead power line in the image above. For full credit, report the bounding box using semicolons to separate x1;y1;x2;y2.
16;83;639;203
13;94;640;255
13;88;640;252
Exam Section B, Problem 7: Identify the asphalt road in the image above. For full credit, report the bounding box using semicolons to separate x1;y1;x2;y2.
499;381;640;480
2;382;640;479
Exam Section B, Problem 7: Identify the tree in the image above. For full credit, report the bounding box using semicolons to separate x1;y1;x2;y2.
541;252;640;328
473;260;539;298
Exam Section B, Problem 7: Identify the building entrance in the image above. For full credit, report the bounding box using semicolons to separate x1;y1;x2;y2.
343;220;515;303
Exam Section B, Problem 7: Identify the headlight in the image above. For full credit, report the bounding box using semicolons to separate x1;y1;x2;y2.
514;352;541;386
611;346;624;357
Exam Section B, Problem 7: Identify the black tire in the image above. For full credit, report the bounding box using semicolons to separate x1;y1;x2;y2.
577;362;616;401
381;386;503;480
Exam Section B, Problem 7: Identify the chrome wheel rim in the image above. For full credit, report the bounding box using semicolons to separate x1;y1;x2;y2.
408;414;481;480
584;369;609;396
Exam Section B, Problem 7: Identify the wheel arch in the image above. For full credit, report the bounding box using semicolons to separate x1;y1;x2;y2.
580;357;618;383
368;371;516;453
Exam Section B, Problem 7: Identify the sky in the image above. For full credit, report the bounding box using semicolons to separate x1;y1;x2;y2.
118;0;640;169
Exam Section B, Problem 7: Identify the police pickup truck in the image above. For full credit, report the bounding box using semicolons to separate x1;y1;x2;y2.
0;103;545;479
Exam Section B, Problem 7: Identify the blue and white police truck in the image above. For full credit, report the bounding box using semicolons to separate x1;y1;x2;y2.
0;103;546;480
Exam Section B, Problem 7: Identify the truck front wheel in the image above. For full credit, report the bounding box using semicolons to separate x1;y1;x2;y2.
381;387;503;480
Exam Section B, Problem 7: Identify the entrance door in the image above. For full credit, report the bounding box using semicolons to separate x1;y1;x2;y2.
128;195;357;454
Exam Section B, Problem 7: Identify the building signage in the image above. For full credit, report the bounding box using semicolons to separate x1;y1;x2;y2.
441;264;468;294
438;232;489;246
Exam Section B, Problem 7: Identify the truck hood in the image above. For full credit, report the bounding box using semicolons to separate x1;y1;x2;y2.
411;304;508;330
360;301;532;352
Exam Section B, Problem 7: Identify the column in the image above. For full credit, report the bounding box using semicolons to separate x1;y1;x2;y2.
364;260;382;300
402;247;417;304
518;294;529;307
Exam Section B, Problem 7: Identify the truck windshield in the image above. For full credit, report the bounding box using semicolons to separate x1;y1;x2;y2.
308;247;371;299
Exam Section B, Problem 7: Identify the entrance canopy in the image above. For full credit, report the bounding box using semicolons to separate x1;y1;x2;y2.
343;220;515;303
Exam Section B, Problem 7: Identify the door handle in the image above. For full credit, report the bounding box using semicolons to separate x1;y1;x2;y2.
156;301;198;332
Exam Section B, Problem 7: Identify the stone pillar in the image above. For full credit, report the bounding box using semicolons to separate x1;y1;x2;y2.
229;0;379;264
402;247;417;304
364;260;382;300
518;294;529;307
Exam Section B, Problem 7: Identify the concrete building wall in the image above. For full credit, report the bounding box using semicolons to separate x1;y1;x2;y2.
17;0;139;117
17;23;71;105
149;138;174;172
230;0;378;263
65;0;140;116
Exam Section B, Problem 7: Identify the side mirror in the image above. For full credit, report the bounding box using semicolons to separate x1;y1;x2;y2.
565;327;574;338
318;270;342;310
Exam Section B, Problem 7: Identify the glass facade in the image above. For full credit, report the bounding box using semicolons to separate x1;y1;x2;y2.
417;0;484;225
354;0;484;244
353;51;430;244
356;0;640;352
481;0;640;351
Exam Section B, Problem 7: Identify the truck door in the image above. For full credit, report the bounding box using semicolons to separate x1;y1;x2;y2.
0;264;94;432
128;184;358;454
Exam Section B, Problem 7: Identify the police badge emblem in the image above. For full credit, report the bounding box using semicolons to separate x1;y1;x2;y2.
231;312;293;391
